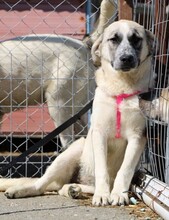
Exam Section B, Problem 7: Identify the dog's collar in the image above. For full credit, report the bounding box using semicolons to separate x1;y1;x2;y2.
114;91;140;138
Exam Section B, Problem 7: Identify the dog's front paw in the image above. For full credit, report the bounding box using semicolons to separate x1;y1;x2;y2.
92;193;110;206
110;191;129;206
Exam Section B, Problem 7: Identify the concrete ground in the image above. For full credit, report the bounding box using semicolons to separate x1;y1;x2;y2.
0;192;160;220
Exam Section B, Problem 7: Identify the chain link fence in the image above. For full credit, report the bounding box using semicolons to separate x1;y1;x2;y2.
0;0;169;195
0;0;96;177
132;0;169;185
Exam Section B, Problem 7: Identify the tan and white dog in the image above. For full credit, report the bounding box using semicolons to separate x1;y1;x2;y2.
0;20;155;206
0;35;95;148
91;0;169;45
153;88;169;123
140;87;169;123
90;0;117;44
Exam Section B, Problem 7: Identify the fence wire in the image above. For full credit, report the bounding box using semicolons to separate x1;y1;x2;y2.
0;0;169;192
133;0;169;185
0;0;96;177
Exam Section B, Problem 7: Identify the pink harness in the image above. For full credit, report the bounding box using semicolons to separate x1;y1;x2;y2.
114;91;140;138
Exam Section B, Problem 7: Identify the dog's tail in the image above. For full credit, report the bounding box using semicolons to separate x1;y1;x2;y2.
0;177;59;192
0;177;39;191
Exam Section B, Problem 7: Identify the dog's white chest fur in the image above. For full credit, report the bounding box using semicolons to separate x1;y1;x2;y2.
80;86;145;185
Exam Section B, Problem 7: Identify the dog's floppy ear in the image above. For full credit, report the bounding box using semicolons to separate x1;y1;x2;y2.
145;30;157;55
91;35;103;66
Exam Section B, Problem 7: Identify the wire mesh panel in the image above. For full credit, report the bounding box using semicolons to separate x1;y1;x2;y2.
132;0;169;184
0;0;96;177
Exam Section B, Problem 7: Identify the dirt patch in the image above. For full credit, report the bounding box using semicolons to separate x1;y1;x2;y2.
126;202;162;219
77;194;162;220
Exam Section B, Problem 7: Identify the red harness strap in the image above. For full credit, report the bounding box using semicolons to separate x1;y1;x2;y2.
115;91;140;138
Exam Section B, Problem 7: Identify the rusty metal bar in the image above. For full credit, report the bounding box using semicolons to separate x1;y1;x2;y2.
154;0;167;64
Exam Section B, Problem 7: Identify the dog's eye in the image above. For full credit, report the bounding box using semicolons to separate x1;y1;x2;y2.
109;34;121;44
129;34;142;48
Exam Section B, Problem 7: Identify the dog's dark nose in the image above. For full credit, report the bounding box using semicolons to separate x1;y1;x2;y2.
120;54;134;64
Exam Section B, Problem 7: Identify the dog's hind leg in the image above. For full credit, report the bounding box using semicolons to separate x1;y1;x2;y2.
4;138;85;199
58;184;94;199
46;95;77;149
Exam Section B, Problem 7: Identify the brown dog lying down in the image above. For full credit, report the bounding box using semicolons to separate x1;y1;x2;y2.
156;88;169;122
0;20;155;206
140;87;169;123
